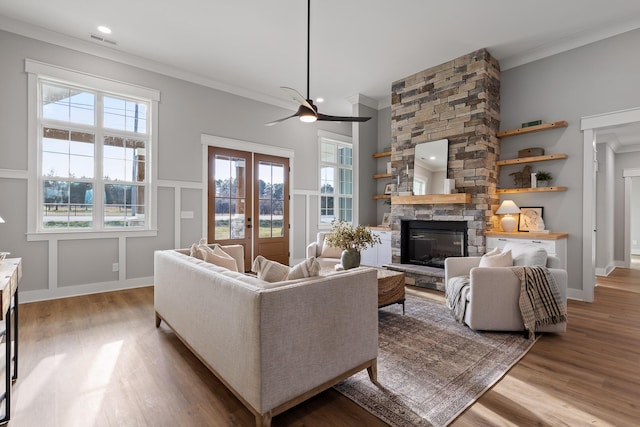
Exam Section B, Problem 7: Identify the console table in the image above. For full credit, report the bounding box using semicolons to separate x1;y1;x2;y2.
0;258;20;424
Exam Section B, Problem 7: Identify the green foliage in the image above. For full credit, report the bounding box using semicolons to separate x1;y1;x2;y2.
535;170;553;181
324;220;382;252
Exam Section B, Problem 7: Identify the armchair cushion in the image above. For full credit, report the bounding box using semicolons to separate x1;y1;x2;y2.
478;249;512;267
320;239;342;258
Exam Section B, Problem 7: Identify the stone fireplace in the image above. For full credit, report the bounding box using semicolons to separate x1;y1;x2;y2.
389;48;501;265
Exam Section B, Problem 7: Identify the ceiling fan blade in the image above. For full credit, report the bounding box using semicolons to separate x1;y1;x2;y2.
265;112;299;126
317;113;372;123
280;87;315;112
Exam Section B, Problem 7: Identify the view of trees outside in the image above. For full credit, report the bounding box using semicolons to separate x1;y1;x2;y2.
40;82;148;229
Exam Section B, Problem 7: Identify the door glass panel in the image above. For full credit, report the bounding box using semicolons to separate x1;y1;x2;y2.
258;161;285;238
214;155;246;240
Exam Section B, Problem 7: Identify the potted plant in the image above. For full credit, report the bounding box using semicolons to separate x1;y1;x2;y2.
535;170;553;187
324;220;382;269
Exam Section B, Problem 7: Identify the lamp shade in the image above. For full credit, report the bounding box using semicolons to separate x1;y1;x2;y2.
496;200;520;215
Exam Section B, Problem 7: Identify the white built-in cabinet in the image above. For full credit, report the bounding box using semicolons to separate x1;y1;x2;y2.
361;228;392;267
485;231;568;269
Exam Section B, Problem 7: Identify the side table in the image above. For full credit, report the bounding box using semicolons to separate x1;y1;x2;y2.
376;268;405;314
0;258;20;425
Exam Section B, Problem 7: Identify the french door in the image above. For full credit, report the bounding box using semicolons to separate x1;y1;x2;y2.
208;147;289;271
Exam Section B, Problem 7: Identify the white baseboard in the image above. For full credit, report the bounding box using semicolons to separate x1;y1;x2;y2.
567;288;592;302
20;276;153;303
595;261;618;277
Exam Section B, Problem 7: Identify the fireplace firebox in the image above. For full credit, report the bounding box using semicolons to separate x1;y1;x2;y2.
401;220;468;268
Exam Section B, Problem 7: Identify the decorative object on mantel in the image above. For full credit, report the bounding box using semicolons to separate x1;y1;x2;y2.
496;200;520;232
334;294;539;427
324;220;381;269
522;119;543;128
518;147;544;158
509;165;533;187
535;170;553;187
384;183;396;195
518;207;545;232
381;212;391;226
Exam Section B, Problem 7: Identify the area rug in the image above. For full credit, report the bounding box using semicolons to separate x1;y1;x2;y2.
334;294;538;427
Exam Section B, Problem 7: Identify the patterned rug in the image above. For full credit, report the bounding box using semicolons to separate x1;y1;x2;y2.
334;294;538;426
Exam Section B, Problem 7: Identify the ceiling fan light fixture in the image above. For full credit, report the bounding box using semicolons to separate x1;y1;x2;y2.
299;113;317;123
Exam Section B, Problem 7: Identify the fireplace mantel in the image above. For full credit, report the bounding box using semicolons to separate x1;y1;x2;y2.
391;193;471;205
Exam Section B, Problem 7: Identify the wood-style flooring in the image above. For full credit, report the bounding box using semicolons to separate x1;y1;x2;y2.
11;268;640;426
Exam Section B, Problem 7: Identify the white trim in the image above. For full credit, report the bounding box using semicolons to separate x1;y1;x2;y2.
595;261;617;277
0;169;28;179
501;18;640;71
201;134;295;159
317;130;351;144
157;179;204;189
622;169;640;269
20;277;153;304
346;93;379;110
581;106;640;302
622;168;640;177
25;59;160;101
26;229;159;241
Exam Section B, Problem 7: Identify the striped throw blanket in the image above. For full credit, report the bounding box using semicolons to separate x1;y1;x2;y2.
512;266;567;339
445;275;471;323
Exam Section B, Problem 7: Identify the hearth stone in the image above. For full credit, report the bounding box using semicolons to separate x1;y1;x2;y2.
384;263;445;292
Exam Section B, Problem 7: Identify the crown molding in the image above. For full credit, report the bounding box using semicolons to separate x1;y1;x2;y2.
501;17;640;70
346;93;379;110
0;14;295;111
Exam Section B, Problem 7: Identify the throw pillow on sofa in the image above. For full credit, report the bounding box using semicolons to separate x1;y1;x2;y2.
252;255;291;282
287;257;320;280
502;242;547;266
479;248;513;267
252;256;321;282
204;245;239;271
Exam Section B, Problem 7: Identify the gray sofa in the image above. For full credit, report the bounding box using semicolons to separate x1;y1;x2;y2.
154;247;378;427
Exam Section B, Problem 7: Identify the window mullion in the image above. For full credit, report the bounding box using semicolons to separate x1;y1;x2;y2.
95;94;104;231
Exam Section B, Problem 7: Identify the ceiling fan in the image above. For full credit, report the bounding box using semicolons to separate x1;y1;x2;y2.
265;0;371;126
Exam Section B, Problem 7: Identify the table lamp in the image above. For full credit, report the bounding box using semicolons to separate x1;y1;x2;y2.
496;200;520;232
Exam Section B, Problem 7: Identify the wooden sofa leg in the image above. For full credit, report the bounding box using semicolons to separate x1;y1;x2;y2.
367;359;378;384
256;412;272;427
155;312;161;328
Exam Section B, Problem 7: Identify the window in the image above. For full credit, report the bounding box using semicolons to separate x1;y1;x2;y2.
26;60;159;235
319;135;353;224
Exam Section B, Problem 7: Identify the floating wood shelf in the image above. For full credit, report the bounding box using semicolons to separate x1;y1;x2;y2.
391;193;471;205
497;153;568;167
373;194;391;200
373;173;392;179
497;120;568;138
373;151;392;159
496;186;567;194
485;231;569;240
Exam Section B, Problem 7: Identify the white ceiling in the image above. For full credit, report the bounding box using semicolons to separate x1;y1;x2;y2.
2;0;640;122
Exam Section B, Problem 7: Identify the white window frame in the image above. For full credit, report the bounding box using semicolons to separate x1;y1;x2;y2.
25;59;160;240
318;131;354;228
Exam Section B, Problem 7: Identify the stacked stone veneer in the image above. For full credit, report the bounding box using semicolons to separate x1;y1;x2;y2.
390;48;500;260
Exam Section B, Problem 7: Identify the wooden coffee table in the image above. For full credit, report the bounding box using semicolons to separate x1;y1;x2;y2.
376;268;405;313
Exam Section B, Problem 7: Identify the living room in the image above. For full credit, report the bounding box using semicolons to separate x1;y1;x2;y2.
1;1;640;426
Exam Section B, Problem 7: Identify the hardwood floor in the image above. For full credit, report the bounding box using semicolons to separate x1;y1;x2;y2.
12;268;640;426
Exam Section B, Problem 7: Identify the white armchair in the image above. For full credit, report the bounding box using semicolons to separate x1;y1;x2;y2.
444;254;567;333
306;232;342;272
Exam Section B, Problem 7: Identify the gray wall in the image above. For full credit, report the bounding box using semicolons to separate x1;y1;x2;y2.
501;27;640;292
0;29;351;300
376;106;392;221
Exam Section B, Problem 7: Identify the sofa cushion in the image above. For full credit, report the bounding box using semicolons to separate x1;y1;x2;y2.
479;249;513;267
320;238;342;258
204;245;239;271
503;242;547;266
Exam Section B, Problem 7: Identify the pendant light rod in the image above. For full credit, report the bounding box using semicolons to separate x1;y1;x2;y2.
306;0;311;100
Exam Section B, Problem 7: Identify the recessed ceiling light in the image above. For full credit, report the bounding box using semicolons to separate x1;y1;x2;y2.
429;156;436;160
97;26;112;34
316;97;324;103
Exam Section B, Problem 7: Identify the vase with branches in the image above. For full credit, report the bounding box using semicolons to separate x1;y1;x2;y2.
324;220;382;269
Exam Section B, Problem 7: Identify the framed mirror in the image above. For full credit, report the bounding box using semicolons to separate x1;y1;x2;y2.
413;138;449;195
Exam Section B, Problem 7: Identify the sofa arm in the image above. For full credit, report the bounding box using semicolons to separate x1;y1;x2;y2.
445;256;482;285
466;267;522;330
